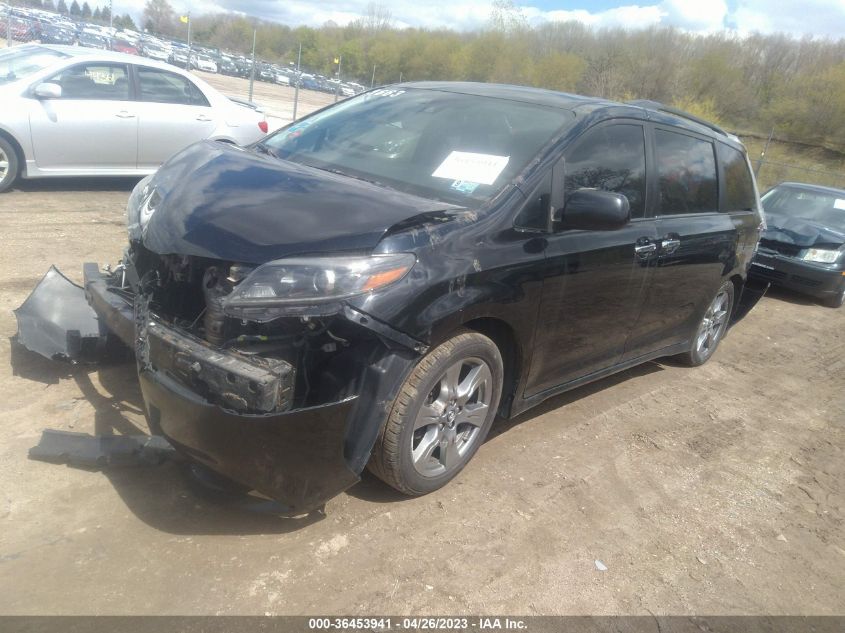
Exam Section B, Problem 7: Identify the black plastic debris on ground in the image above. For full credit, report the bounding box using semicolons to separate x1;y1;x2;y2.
28;429;177;468
13;266;103;362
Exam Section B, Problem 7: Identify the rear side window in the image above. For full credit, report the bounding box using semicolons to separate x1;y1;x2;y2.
137;67;209;106
564;123;647;218
655;129;718;215
719;143;756;211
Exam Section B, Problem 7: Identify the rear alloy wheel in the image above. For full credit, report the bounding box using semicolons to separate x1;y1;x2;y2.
368;329;503;496
678;281;734;367
0;137;20;194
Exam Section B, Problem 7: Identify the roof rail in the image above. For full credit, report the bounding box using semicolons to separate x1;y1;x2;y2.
626;99;728;137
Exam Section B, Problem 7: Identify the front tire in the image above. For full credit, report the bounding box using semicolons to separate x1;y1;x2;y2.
368;329;503;496
0;137;20;194
677;280;734;367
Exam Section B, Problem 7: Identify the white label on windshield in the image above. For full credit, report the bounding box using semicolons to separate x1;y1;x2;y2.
834;199;845;210
432;151;510;186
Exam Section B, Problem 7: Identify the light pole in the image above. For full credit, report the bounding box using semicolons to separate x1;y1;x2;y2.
292;42;302;121
109;0;113;28
334;54;342;103
184;13;191;71
248;28;256;102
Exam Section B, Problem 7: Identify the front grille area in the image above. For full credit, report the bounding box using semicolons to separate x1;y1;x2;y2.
792;275;823;288
759;239;803;258
751;266;787;281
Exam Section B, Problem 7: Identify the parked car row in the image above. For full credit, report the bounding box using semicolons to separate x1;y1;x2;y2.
4;2;369;94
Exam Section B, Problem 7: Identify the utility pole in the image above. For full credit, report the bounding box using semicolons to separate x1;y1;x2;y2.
292;42;302;121
248;28;256;102
109;0;113;29
371;64;376;89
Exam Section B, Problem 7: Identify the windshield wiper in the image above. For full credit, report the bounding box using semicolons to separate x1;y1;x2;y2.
313;165;386;188
253;142;279;158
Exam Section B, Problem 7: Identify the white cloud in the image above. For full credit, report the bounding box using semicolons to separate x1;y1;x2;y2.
118;0;845;39
659;0;728;32
540;5;666;29
730;0;845;38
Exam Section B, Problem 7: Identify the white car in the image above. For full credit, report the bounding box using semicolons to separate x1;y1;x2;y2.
0;44;268;192
192;54;218;73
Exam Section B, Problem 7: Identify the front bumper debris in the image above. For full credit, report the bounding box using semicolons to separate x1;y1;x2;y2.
15;263;364;514
14;266;104;362
29;429;177;468
141;371;358;514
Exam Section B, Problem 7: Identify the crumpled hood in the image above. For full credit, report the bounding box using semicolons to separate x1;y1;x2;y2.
141;141;463;264
763;212;845;248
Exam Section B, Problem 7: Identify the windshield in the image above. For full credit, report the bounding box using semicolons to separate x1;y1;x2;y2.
259;87;572;204
0;45;68;84
763;185;845;232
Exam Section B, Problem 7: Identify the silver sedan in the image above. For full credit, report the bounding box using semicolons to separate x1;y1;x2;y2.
0;44;269;192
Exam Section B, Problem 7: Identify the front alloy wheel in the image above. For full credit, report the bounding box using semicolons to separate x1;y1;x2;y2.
369;329;503;495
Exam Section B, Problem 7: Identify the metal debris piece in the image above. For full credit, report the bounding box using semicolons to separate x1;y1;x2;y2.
28;429;176;468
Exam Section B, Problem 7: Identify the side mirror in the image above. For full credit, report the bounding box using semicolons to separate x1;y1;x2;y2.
556;189;630;231
33;82;62;99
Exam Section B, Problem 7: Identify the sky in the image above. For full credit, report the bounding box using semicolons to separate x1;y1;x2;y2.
120;0;845;39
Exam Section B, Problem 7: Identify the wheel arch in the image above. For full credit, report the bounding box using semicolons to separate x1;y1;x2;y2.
461;317;523;418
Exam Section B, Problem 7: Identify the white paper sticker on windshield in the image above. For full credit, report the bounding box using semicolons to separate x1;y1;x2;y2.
432;151;510;186
834;199;845;210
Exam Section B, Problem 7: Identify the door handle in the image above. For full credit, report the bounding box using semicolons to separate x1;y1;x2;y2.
634;242;657;258
115;111;136;118
661;238;681;254
196;115;212;122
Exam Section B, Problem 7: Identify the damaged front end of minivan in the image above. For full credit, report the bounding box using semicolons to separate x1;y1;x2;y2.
14;141;449;515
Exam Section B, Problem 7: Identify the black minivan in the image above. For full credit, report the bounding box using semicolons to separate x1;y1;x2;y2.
18;83;766;514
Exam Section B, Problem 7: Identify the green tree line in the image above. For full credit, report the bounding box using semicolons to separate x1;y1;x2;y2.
146;0;844;149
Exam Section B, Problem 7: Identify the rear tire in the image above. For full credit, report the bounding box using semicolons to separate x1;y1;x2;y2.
368;329;503;496
0;137;20;194
677;280;734;367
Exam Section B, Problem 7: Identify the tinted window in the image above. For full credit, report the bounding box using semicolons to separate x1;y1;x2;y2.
564;123;647;218
49;63;129;100
719;143;756;211
137;68;209;106
655;129;718;215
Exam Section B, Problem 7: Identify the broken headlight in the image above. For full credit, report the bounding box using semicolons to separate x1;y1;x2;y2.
803;247;843;264
223;254;416;321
